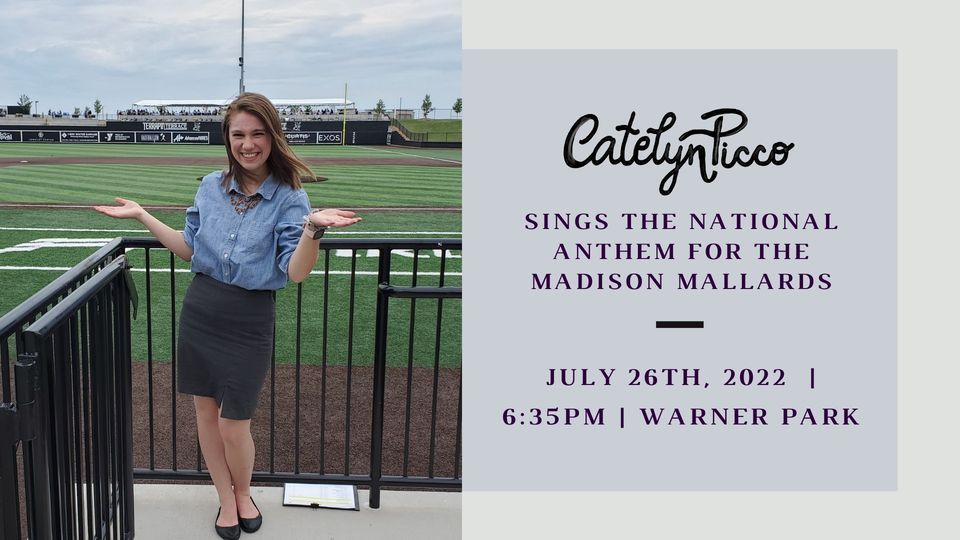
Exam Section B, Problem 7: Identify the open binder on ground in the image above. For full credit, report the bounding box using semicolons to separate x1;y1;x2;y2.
282;483;360;511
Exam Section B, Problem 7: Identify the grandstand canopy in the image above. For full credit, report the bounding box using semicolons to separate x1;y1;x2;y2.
132;98;355;108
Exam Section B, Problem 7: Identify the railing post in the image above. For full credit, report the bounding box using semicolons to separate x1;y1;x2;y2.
38;332;68;539
92;285;111;538
117;269;136;538
16;348;54;540
368;249;392;509
0;403;21;539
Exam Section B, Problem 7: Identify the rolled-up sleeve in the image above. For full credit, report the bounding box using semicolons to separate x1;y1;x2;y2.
183;204;200;249
275;189;311;274
183;174;214;249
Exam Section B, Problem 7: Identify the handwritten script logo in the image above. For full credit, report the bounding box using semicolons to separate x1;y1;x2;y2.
563;108;794;196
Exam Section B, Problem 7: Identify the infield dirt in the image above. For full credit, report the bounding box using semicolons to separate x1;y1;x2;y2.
132;362;461;479
0;156;460;168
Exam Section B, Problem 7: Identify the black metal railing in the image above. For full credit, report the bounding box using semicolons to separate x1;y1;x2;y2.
370;280;462;508
1;236;461;538
1;239;126;540
2;256;136;539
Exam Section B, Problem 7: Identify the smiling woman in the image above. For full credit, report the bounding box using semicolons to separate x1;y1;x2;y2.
221;93;305;191
93;92;361;539
229;113;271;177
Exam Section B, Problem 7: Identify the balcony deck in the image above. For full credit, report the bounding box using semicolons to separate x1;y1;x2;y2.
134;484;461;539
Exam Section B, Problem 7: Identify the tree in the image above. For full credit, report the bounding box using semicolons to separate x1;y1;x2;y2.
94;99;103;118
16;94;32;114
84;106;92;119
452;98;462;117
373;99;385;118
304;105;313;115
421;94;433;119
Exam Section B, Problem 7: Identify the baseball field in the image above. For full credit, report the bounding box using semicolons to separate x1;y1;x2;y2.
0;142;462;369
0;140;463;477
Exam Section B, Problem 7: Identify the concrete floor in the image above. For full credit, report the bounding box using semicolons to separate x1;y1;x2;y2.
133;484;461;540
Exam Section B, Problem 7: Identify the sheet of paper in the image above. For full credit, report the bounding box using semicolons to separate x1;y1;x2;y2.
282;483;359;510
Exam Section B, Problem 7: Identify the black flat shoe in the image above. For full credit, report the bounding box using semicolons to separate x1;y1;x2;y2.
215;507;241;540
239;497;262;533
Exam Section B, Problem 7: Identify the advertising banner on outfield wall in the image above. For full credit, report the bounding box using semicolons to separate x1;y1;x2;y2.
284;132;313;144
136;132;168;143
172;132;210;144
4;121;389;145
22;131;60;142
100;132;136;143
317;131;342;144
284;131;344;144
60;131;99;143
142;122;189;131
107;121;217;132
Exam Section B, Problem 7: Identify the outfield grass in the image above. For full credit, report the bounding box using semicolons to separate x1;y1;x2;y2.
0;144;460;207
0;164;460;207
0;143;461;161
398;119;462;143
362;145;461;161
0;143;462;368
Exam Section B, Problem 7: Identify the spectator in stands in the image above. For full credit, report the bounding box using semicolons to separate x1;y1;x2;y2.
94;92;360;540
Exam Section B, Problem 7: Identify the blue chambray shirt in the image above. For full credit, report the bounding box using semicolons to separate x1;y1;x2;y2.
183;170;311;290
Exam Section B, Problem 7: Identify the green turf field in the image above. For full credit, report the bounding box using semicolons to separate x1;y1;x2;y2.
0;142;461;207
0;164;460;207
0;144;462;368
397;119;462;142
0;142;461;160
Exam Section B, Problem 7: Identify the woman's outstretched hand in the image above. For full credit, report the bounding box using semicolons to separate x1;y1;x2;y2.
94;197;145;221
309;209;362;228
93;197;192;260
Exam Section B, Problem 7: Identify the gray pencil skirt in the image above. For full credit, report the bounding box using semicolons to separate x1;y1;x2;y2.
176;273;275;420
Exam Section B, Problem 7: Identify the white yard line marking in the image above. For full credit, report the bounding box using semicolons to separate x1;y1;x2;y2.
0;227;461;235
333;249;461;259
0;227;147;233
0;266;461;277
0;265;71;271
308;231;462;235
2;238;461;258
357;145;462;165
0;238;116;253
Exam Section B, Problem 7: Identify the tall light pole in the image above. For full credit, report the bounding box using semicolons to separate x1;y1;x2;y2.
239;0;245;95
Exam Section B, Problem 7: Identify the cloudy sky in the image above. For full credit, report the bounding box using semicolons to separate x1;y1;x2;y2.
0;0;460;115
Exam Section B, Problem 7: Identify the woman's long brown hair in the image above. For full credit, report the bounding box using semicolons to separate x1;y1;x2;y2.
221;92;312;191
